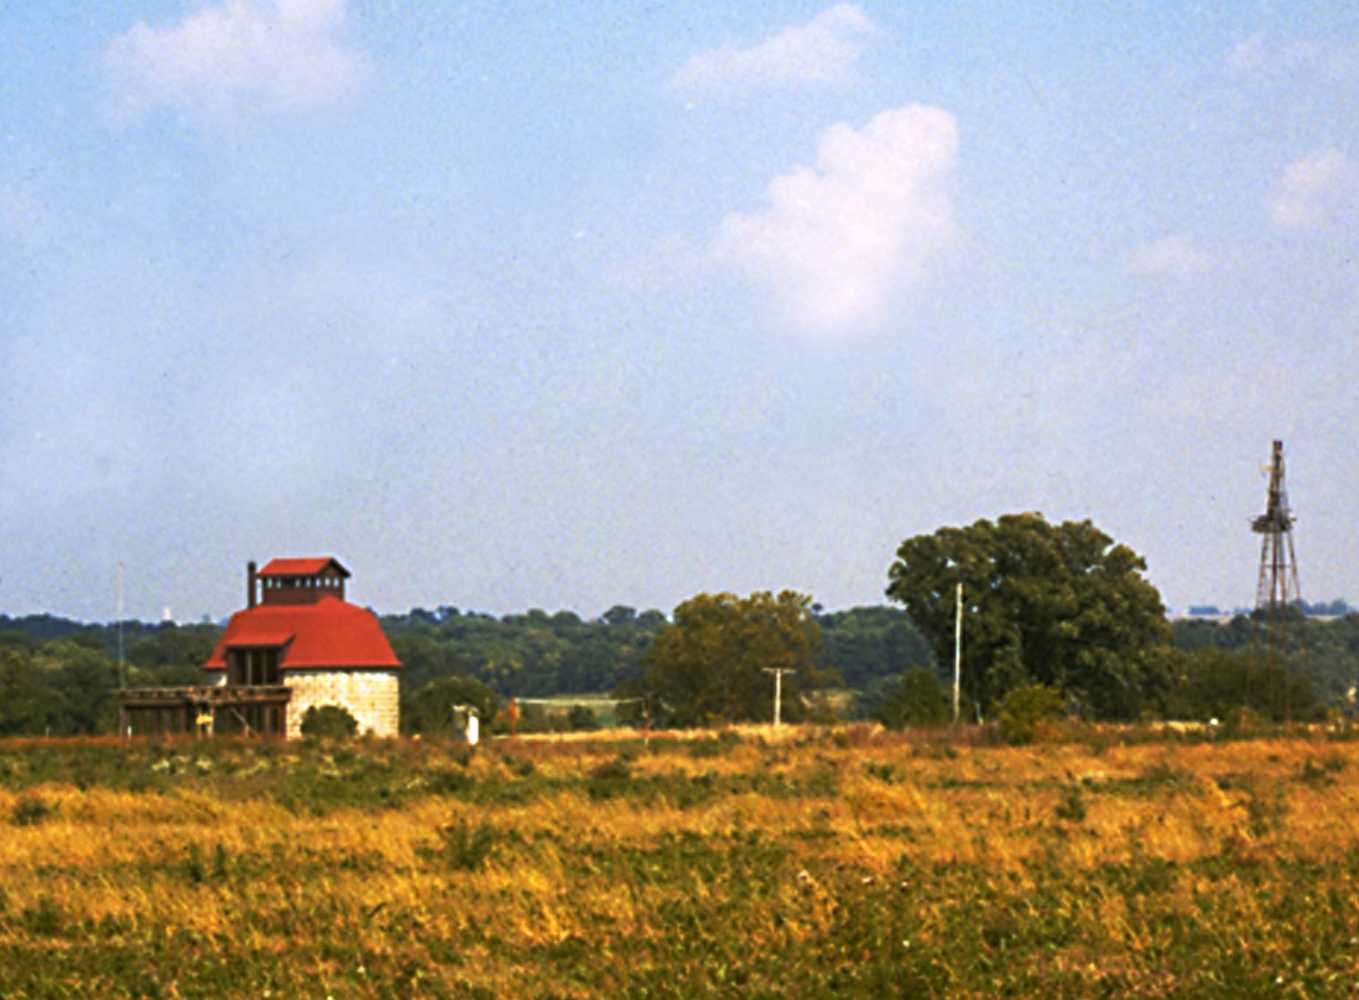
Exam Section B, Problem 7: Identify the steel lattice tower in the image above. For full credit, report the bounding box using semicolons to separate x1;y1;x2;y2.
1252;440;1303;613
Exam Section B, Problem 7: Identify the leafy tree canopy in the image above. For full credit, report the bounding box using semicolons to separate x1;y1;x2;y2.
874;667;951;730
817;606;934;690
1163;647;1320;723
403;674;499;736
634;591;833;727
886;513;1169;719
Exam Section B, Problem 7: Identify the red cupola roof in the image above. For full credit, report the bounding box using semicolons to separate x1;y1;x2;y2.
204;597;401;671
258;557;350;579
206;557;399;673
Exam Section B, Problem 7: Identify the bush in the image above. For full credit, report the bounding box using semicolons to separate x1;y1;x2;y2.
995;684;1065;744
567;705;598;731
587;755;635;799
875;668;951;729
404;675;498;736
1055;784;1087;823
589;755;633;782
20;896;62;936
299;705;359;740
11;794;54;827
426;819;499;871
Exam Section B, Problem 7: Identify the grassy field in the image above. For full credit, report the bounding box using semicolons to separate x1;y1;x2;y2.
514;695;628;729
4;727;1359;997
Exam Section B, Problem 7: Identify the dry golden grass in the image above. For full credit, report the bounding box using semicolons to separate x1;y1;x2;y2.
4;729;1359;995
0;735;1351;881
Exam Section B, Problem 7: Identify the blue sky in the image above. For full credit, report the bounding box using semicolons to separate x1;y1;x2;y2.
3;2;1357;622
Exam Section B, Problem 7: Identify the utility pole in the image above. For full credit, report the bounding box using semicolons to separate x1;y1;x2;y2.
763;668;795;728
953;582;963;724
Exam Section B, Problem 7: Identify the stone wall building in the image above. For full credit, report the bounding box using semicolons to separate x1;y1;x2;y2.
201;558;402;738
121;557;401;739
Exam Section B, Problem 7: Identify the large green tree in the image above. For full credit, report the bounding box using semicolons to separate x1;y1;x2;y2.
403;674;500;736
1163;647;1320;723
635;591;830;727
886;513;1170;718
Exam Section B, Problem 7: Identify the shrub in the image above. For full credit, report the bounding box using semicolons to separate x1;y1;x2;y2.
1055;784;1087;823
299;705;359;740
587;755;635;799
426;819;499;871
10;795;54;827
1298;757;1341;787
20;896;62;936
589;755;633;782
183;844;206;884
875;668;951;729
995;684;1065;744
865;762;897;783
567;705;598;731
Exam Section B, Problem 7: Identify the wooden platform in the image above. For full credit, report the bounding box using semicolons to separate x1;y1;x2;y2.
119;685;291;736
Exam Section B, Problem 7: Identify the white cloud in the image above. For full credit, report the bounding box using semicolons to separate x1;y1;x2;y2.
670;4;876;98
710;104;958;334
1229;34;1359;79
1267;148;1354;231
104;0;366;122
1127;235;1211;276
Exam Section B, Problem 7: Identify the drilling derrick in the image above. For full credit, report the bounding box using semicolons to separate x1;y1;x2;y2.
1252;439;1302;614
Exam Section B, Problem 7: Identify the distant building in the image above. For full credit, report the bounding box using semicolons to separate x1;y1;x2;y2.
121;557;402;739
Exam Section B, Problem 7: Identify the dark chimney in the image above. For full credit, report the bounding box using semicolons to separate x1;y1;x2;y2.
247;561;257;609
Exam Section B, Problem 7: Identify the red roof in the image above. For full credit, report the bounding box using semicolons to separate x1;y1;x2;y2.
258;557;350;578
204;596;400;671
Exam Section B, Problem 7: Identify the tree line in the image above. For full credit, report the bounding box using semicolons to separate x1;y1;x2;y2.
0;600;931;736
2;511;1356;735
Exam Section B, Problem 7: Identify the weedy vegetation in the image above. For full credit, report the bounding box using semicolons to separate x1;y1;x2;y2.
4;727;1359;996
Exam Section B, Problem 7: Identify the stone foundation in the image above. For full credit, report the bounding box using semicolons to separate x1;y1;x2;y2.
284;670;400;739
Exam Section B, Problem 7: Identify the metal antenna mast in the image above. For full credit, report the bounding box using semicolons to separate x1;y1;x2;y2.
1249;439;1305;722
1252;439;1302;613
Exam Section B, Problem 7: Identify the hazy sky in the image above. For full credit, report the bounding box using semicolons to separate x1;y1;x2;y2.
4;2;1357;622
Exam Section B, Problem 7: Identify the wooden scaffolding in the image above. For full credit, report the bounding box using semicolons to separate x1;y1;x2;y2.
119;685;291;737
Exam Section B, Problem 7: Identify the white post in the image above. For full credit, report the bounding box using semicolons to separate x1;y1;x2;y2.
453;705;480;746
763;668;795;728
953;582;962;725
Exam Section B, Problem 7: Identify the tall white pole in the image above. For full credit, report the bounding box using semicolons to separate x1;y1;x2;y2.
763;668;795;728
953;582;962;725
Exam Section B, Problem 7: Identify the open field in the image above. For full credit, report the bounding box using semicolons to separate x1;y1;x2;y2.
512;695;629;730
4;728;1359;997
